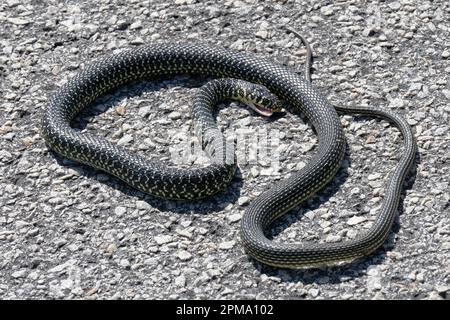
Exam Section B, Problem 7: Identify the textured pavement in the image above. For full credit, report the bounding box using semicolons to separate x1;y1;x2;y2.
0;0;449;299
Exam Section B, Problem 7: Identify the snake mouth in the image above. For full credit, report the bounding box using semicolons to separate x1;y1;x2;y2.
248;103;276;117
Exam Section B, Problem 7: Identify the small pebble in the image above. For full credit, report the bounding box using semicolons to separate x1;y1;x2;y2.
219;241;235;250
154;235;172;245
115;206;127;216
238;196;250;206
12;270;28;279
174;275;186;287
168;111;182;120
176;250;192;261
347;216;367;226
227;213;242;223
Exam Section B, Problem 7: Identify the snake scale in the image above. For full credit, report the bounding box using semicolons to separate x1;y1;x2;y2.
41;36;416;268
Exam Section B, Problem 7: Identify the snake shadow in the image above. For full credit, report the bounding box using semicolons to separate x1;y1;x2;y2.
247;115;420;286
52;152;245;214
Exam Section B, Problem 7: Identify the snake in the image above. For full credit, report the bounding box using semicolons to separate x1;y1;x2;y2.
40;28;416;268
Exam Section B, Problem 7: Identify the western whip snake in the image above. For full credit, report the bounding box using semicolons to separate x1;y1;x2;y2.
41;29;416;268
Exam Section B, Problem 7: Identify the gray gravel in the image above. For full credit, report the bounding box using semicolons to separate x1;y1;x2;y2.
0;0;449;300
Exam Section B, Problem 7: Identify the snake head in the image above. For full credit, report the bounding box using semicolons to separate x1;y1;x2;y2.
239;83;283;117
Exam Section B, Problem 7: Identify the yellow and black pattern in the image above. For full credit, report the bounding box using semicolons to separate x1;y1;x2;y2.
40;43;416;268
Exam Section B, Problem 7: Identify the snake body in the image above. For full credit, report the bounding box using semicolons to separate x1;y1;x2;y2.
41;42;416;268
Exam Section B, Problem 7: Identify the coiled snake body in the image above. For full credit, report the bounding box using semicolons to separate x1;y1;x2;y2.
41;40;416;268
